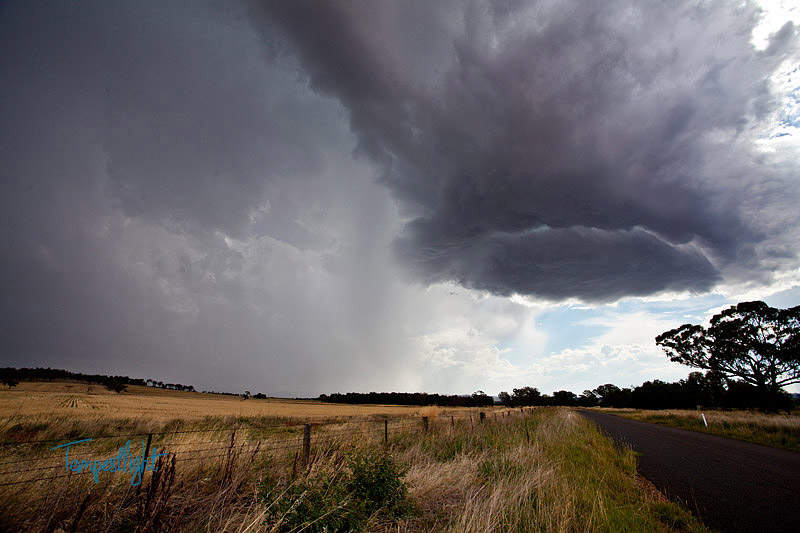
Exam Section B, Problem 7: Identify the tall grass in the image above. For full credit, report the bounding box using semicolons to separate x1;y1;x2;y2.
400;409;704;532
0;408;706;531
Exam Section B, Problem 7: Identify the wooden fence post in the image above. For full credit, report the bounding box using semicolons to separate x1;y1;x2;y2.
136;433;153;496
384;419;388;445
479;412;485;423
302;424;311;468
422;416;429;433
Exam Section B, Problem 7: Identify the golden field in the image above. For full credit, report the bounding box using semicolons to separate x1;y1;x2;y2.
0;380;480;422
0;386;705;532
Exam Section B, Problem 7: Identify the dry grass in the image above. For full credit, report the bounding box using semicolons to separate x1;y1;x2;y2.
0;383;708;531
0;381;459;421
411;410;706;533
596;408;800;452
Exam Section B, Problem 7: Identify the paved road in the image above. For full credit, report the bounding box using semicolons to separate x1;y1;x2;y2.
579;410;800;532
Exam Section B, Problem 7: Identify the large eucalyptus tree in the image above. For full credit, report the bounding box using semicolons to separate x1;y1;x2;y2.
656;301;800;410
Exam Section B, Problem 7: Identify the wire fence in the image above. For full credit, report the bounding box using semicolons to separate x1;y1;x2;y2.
0;407;534;491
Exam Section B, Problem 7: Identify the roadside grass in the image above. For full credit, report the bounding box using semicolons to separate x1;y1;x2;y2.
0;405;707;531
596;408;800;452
428;409;705;532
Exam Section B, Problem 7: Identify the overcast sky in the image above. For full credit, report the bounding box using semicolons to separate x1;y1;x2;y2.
2;0;799;396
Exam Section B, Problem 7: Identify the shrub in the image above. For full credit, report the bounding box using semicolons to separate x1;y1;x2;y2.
259;449;412;532
347;449;412;518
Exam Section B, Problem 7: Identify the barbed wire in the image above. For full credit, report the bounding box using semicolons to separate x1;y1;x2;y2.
0;410;532;462
2;407;527;443
0;408;532;483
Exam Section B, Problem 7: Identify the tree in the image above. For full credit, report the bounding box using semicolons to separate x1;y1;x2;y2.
577;390;598;407
656;301;800;411
498;391;512;406
470;390;493;406
593;384;632;407
104;380;127;393
512;386;542;406
551;390;577;406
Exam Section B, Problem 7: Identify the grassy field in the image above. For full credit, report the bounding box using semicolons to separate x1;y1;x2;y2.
0;381;449;421
596;408;800;452
0;382;707;531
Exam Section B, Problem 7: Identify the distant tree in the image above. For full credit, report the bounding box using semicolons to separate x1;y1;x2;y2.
512;386;542;406
593;384;632;407
577;390;598;407
498;391;512;406
631;379;681;410
470;390;493;406
680;371;725;408
656;301;800;411
551;390;577;406
104;380;127;393
243;390;251;400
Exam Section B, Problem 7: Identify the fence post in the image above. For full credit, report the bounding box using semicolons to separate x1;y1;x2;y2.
422;416;429;433
479;412;486;423
302;424;311;468
451;415;454;427
136;433;153;496
384;419;388;445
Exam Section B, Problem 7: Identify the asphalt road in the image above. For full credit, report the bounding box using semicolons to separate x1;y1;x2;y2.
579;410;800;532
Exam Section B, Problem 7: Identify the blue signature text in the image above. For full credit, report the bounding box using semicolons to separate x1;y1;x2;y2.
51;438;169;486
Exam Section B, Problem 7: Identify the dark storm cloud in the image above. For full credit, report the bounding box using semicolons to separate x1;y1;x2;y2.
255;0;800;302
395;225;719;301
0;0;391;391
1;0;799;395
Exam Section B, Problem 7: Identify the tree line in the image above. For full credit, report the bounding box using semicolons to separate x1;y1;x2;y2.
0;367;196;393
319;391;495;407
322;301;799;412
498;300;799;412
496;371;797;411
318;371;796;411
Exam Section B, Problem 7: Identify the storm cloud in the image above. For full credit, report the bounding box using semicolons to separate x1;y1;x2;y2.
257;0;800;302
1;0;798;394
0;0;418;392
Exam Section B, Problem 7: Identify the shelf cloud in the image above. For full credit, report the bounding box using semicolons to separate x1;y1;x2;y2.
1;0;798;394
256;0;799;302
